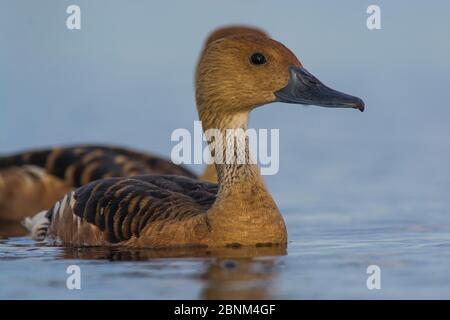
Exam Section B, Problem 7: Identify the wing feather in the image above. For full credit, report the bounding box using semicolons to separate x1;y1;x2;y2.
46;175;218;244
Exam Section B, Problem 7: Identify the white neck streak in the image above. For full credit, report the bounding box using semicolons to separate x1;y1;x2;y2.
200;110;259;188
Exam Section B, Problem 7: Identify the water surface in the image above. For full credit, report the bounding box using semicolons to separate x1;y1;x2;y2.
1;1;450;299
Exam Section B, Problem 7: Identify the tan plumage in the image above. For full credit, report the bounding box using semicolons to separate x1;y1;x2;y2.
44;175;216;246
28;31;364;248
196;25;269;184
199;162;218;183
0;26;270;222
205;26;267;46
0;166;70;222
0;146;195;222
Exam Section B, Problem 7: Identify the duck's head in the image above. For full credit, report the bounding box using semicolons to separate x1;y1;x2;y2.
204;25;269;46
196;25;269;82
196;34;364;117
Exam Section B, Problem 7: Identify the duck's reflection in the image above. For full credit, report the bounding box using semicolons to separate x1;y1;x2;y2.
59;245;286;299
200;250;283;300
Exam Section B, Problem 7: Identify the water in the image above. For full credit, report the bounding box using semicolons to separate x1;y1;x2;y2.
1;1;450;299
2;208;450;299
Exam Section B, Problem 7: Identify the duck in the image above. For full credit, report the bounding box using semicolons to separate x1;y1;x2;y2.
25;33;364;248
0;25;269;223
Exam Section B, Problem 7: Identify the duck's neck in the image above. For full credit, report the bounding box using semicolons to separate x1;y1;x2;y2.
200;109;259;187
199;107;286;246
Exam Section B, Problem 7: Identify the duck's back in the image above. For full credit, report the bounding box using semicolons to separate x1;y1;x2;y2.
0;145;196;184
0;145;197;221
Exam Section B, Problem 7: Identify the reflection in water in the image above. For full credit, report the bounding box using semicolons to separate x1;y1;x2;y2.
200;256;281;300
0;221;27;238
59;245;286;299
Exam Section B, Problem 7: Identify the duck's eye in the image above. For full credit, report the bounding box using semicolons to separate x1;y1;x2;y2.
250;53;267;65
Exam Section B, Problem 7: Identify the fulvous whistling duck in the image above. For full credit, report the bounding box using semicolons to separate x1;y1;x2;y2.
26;32;364;248
0;26;269;223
